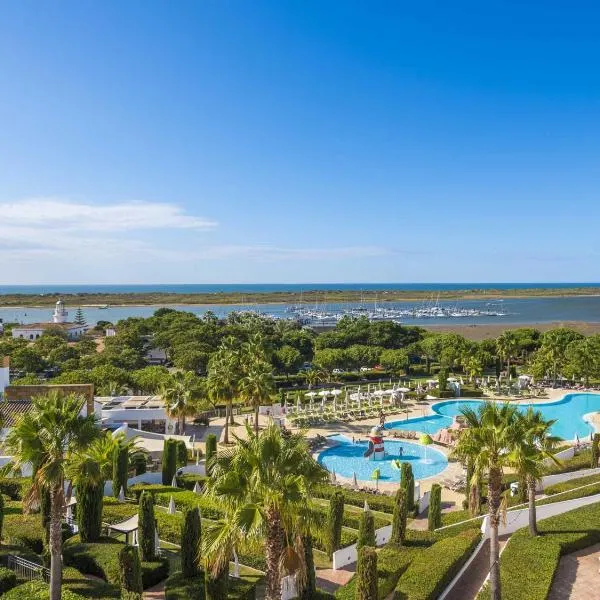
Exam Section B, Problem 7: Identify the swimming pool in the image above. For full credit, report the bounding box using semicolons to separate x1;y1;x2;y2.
318;434;448;482
385;393;600;441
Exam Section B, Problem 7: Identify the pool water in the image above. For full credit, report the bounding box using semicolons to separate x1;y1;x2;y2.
318;434;448;482
386;393;600;441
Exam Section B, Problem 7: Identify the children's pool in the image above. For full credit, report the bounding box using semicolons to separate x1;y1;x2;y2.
385;393;600;441
318;434;448;482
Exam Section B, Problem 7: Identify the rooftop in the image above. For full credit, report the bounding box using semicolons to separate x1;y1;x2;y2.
12;322;85;331
95;395;166;410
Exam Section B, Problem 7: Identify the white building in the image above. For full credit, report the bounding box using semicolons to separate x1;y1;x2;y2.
0;357;9;396
96;395;176;434
11;299;88;341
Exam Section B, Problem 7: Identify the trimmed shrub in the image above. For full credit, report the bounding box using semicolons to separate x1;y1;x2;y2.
357;510;376;550
138;491;156;561
3;580;87;600
591;433;600;468
205;434;217;475
427;484;442;531
176;440;188;467
355;546;377;600
206;564;229;600
132;453;147;476
164;571;258;600
300;535;316;599
0;477;31;500
181;507;201;578
119;545;143;595
394;529;480;599
0;566;17;594
3;512;45;553
327;491;345;556
77;481;103;542
162;439;178;486
391;488;407;545
313;484;396;514
401;463;415;513
176;473;208;491
112;444;129;498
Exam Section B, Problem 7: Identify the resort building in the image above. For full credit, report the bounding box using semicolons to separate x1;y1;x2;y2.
95;394;175;434
0;357;9;396
11;299;88;340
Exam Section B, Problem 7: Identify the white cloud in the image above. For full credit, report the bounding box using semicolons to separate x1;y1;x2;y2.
0;198;217;232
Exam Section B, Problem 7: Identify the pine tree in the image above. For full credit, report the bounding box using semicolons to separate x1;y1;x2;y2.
327;491;345;556
357;510;376;550
112;443;129;498
428;483;442;531
390;487;407;545
119;545;143;596
138;492;156;561
355;546;378;600
161;439;177;486
74;307;87;326
77;481;103;542
181;507;201;578
401;462;415;513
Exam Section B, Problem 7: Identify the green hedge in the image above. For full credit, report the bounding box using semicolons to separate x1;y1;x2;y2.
0;566;17;594
3;512;46;553
63;535;169;590
3;580;87;600
62;566;120;598
313;484;396;514
175;473;208;491
164;571;257;600
478;501;600;600
0;477;31;500
394;529;481;599
335;544;424;600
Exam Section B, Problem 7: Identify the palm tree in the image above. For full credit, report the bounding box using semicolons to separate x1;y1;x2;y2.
239;359;275;434
304;368;324;389
453;401;520;600
207;347;240;445
161;371;203;435
509;408;561;536
496;330;518;379
4;391;99;600
204;423;327;600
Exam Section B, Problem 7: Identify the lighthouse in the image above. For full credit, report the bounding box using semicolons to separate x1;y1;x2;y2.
52;299;68;324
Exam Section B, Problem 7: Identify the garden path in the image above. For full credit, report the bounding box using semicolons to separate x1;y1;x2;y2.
548;542;600;600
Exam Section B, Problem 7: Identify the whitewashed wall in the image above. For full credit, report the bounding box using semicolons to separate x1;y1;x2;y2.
333;523;394;569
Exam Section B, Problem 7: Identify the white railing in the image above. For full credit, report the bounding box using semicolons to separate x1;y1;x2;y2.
3;555;49;582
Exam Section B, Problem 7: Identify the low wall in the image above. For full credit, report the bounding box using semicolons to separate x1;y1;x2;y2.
540;467;600;491
332;523;393;570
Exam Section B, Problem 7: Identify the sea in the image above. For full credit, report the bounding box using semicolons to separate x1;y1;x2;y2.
0;283;599;327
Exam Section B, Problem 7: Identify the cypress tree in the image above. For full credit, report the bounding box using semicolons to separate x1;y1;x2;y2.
357;510;376;550
77;481;103;542
401;463;415;513
592;433;600;468
205;434;217;475
181;507;201;578
119;545;143;596
390;487;407;545
355;546;377;600
428;483;442;531
176;440;188;467
132;453;147;476
326;491;345;556
0;492;4;542
299;535;316;600
112;443;129;498
138;491;156;561
161;439;177;486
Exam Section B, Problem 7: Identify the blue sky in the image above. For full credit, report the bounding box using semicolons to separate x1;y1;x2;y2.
1;1;599;284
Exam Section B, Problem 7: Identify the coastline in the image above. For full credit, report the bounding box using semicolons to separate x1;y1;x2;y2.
1;286;600;308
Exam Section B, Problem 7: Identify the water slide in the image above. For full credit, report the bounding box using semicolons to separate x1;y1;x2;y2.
363;441;375;458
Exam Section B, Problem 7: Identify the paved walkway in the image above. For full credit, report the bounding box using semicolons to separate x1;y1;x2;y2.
316;566;355;592
548;542;600;600
143;582;165;599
